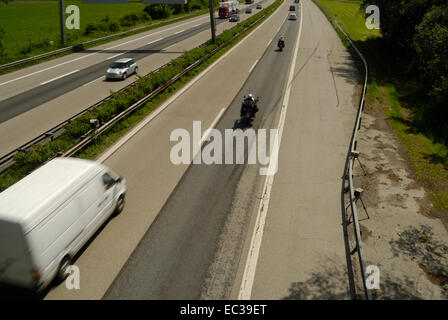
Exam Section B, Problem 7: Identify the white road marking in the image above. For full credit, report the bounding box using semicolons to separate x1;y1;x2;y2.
248;59;258;73
174;29;185;35
192;23;202;27
83;76;103;87
106;52;128;60
0;16;208;87
194;108;226;161
40;69;79;85
147;37;164;45
238;0;304;300
97;3;277;164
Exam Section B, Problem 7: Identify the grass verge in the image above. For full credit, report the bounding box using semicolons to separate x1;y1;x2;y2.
0;9;206;75
313;0;448;212
0;0;284;192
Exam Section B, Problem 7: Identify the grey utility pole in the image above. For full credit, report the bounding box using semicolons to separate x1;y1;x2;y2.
59;0;67;45
208;0;216;44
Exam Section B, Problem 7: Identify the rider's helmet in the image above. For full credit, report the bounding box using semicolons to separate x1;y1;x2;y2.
248;93;254;100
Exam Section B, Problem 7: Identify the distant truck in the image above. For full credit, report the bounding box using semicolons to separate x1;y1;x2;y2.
245;0;254;4
219;0;239;18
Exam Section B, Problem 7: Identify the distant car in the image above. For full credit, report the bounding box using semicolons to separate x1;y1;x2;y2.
245;7;252;13
256;4;262;9
289;5;296;11
229;14;240;22
106;58;137;80
289;12;297;20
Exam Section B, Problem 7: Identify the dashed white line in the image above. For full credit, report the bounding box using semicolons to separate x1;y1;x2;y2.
40;69;79;85
147;37;164;45
106;52;128;60
97;2;276;164
248;59;258;73
0;16;208;87
174;29;185;35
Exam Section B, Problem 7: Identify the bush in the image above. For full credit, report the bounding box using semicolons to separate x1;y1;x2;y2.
84;23;100;35
108;21;120;32
144;4;170;20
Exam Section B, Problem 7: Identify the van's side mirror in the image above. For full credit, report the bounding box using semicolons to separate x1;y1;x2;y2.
115;177;122;184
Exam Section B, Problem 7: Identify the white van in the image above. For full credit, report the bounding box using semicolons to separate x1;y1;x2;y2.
0;157;126;295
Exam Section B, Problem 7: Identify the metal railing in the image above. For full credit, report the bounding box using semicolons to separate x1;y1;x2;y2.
336;24;372;300
0;61;170;172
0;0;280;171
0;14;196;71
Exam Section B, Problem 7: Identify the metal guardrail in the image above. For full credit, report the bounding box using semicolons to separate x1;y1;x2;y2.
62;2;279;158
0;61;171;173
0;14;196;71
0;1;280;170
336;25;372;300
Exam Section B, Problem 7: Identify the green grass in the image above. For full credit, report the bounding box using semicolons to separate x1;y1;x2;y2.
0;1;205;64
0;0;284;191
316;0;380;41
314;0;448;212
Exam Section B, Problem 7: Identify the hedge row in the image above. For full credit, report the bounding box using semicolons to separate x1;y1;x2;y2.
0;0;283;192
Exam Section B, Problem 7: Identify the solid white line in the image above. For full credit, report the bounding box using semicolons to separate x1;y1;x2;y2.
147;37;164;45
97;2;278;164
106;52;127;60
0;16;208;87
248;59;258;73
238;0;304;300
83;76;103;87
40;69;79;85
174;29;185;35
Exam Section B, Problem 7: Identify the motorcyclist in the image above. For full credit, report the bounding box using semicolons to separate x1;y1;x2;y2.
278;37;286;50
240;94;259;118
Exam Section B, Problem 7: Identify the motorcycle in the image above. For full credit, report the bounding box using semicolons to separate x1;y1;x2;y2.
240;96;259;127
277;38;285;51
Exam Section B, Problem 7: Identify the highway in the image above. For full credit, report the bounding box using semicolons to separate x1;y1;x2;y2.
36;0;359;300
0;0;269;159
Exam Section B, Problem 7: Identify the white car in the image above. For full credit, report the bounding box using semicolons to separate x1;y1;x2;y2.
106;58;138;80
289;12;297;20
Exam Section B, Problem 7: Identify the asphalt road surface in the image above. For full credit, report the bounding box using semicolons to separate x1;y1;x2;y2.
0;0;269;158
42;0;359;300
103;5;298;300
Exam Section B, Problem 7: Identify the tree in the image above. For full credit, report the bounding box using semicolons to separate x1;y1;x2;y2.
361;0;446;48
414;5;448;118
